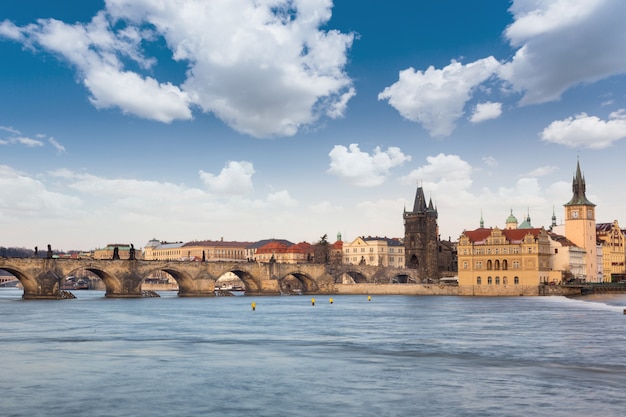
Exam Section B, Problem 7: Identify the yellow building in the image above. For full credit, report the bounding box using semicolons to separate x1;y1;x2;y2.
343;236;404;268
457;226;552;295
596;221;626;282
142;239;186;261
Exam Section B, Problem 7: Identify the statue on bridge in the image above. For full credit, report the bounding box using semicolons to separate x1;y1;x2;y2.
34;246;38;258
129;244;136;260
112;247;120;260
46;244;52;259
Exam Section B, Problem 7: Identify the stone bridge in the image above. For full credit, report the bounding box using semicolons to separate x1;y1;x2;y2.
0;258;421;299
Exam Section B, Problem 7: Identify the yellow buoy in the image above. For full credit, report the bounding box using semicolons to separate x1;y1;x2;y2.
311;297;315;306
251;302;256;311
367;295;371;301
329;297;333;304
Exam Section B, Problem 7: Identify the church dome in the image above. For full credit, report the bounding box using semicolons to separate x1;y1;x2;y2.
505;210;517;224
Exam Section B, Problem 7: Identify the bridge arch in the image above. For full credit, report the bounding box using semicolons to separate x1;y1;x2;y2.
278;271;319;294
225;269;260;293
335;269;369;284
0;266;36;294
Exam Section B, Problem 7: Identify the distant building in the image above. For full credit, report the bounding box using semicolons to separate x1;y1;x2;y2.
547;231;586;282
93;243;140;260
245;239;294;261
142;240;185;261
403;186;439;278
182;239;250;262
596;220;626;282
343;236;404;268
254;240;312;264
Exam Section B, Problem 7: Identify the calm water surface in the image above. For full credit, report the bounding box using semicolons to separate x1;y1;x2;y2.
1;288;625;417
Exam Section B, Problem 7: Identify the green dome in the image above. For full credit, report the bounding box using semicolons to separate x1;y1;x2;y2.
505;210;517;224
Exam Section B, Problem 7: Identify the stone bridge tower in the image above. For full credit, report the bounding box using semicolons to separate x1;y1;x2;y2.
403;186;439;279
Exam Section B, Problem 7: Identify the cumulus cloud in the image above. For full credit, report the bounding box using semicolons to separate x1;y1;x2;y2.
378;58;501;137
401;154;474;204
0;165;82;219
500;0;626;105
199;161;255;195
380;0;626;136
540;110;626;149
327;143;411;187
0;0;355;137
267;190;298;207
522;166;558;178
469;101;502;123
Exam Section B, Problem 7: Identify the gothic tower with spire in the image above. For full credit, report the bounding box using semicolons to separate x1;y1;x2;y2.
403;186;439;279
564;160;597;282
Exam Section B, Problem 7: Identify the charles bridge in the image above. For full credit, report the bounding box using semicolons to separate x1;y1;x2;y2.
0;257;422;299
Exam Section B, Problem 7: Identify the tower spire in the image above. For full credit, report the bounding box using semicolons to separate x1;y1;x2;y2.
565;160;595;207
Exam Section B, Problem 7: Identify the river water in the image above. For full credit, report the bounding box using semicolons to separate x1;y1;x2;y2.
1;288;625;417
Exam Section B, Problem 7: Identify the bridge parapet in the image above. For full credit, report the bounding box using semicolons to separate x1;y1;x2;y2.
0;257;422;299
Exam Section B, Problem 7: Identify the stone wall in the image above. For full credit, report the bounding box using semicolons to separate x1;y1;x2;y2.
334;283;459;295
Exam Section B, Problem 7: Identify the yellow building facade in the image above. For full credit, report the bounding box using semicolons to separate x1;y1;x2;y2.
596;221;626;282
457;227;553;295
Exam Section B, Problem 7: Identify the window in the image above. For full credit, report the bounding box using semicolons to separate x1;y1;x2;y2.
495;276;500;285
513;261;520;269
488;276;493;285
463;261;468;269
514;276;519;285
477;277;482;285
475;261;482;269
503;277;508;285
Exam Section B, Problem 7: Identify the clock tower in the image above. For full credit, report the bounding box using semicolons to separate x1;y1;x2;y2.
564;161;597;281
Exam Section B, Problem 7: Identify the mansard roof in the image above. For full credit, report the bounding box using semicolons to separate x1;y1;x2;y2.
246;239;294;249
462;227;545;244
183;240;250;248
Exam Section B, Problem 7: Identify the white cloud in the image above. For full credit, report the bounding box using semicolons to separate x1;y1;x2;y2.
1;0;355;137
401;154;474;206
266;190;298;207
469;101;502;123
12;137;44;147
0;165;82;219
48;137;66;154
199;161;255;195
327;143;411;187
500;0;626;105
378;57;501;137
540;110;626;149
522;166;558;177
482;156;498;167
0;125;21;135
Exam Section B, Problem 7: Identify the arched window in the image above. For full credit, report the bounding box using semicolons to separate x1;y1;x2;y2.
487;276;493;285
487;260;492;270
495;260;500;270
514;276;519;285
503;276;508;285
502;260;508;270
477;277;482;285
495;276;500;285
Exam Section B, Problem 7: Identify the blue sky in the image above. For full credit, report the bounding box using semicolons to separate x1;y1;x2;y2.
2;0;626;251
